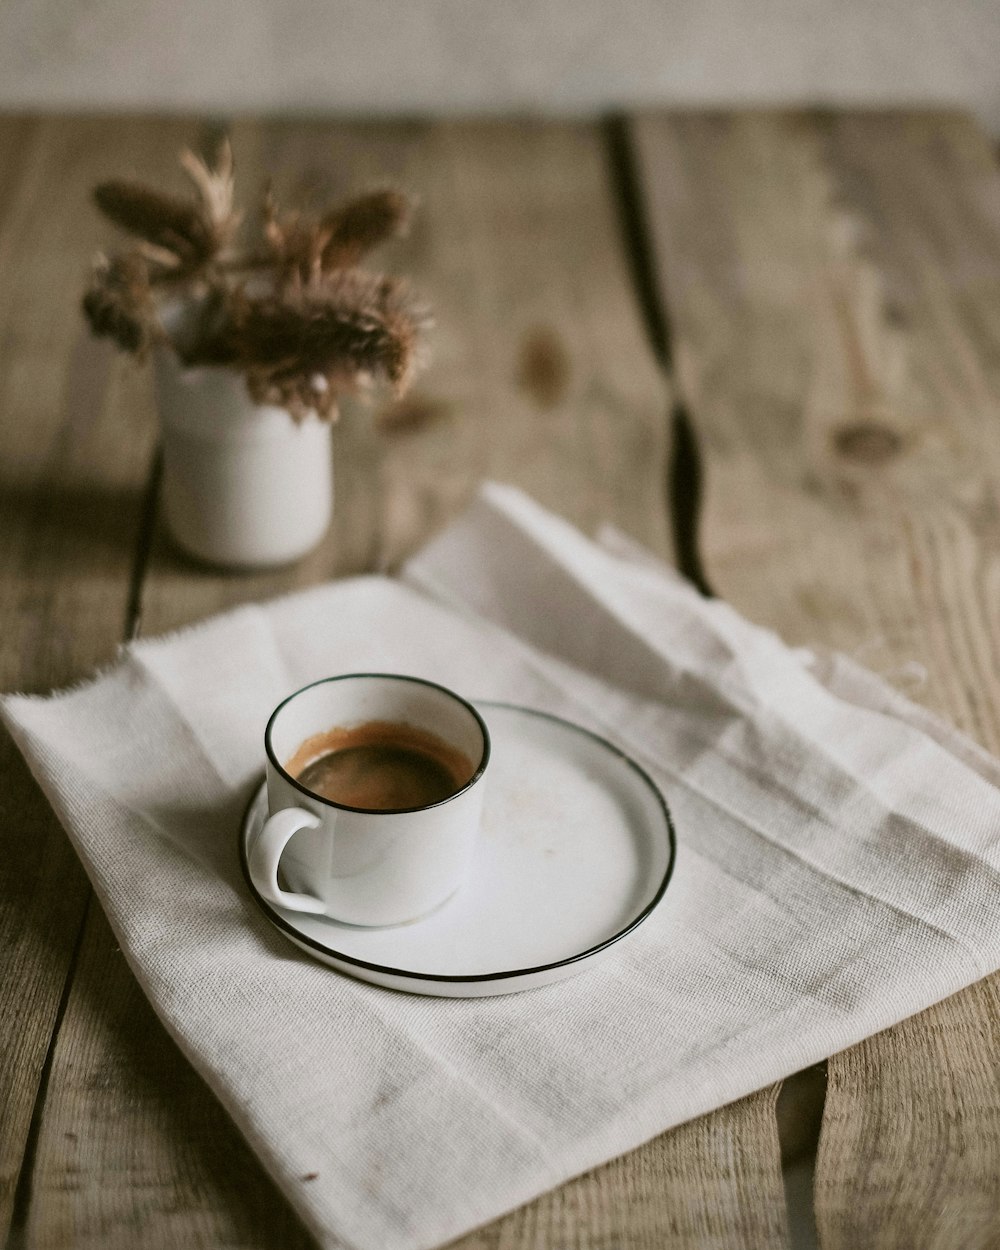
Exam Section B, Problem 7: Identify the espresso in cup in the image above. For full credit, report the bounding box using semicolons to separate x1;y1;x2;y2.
285;720;476;811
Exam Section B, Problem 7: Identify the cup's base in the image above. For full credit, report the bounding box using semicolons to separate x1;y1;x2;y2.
314;884;464;931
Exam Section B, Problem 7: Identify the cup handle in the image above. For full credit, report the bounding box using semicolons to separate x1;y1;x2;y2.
248;807;326;914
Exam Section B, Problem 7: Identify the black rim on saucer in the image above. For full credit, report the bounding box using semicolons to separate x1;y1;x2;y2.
240;701;677;986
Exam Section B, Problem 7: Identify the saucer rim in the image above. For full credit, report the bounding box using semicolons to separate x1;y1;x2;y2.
239;701;677;986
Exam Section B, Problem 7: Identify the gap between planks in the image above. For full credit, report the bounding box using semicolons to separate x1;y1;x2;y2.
603;116;712;597
123;446;163;643
5;895;93;1248
606;107;824;1216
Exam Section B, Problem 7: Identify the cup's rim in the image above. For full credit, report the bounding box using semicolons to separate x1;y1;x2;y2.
264;672;492;815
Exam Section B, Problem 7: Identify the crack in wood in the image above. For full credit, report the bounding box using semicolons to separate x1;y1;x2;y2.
606;111;833;1247
603;115;714;598
124;445;164;643
5;896;92;1250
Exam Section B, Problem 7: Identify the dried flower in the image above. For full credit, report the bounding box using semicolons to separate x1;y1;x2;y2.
230;271;430;420
81;252;159;356
83;143;429;421
92;182;215;272
180;140;241;248
262;186;412;288
92;141;240;277
261;190;330;289
320;189;412;269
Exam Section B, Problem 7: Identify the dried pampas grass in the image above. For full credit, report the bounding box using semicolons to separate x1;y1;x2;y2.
82;141;428;422
197;272;430;421
82;252;160;357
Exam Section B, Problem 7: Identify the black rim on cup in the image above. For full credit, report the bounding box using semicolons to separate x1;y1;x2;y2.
264;672;492;816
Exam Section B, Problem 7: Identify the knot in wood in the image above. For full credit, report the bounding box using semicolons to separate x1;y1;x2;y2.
517;326;571;410
832;420;903;465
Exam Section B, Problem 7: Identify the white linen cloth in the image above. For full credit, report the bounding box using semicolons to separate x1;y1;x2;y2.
5;483;1000;1250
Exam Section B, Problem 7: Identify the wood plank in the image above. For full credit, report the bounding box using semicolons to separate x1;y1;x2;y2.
25;906;312;1250
630;108;1000;1247
0;116;197;1243
24;118;788;1248
453;1086;787;1250
808;113;1000;1250
818;976;1000;1250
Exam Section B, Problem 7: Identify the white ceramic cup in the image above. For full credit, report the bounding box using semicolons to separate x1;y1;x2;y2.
248;674;490;926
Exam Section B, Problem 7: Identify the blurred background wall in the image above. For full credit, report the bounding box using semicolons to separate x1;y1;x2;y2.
2;0;998;133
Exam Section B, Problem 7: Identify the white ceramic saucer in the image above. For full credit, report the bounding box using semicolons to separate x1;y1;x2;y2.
240;703;676;997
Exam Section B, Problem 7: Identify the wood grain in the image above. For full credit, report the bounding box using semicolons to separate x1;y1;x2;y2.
452;1086;787;1250
25;906;313;1250
0;116;193;1243
18;119;788;1250
817;976;1000;1250
630;109;1000;1248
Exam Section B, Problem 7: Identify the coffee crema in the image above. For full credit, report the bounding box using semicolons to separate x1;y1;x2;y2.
285;720;475;811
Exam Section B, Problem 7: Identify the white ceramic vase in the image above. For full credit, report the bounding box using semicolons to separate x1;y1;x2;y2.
152;350;333;569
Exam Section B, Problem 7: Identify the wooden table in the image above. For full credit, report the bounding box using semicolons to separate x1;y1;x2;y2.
2;110;999;1249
